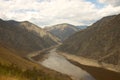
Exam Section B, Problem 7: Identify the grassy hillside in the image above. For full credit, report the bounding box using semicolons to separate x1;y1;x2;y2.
0;44;71;80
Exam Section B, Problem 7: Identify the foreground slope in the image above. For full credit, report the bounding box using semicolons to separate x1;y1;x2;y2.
59;14;120;65
44;23;80;41
0;43;71;80
0;19;60;56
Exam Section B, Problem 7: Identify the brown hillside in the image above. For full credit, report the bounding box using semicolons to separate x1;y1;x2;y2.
0;43;71;80
0;19;60;56
44;23;80;41
59;14;120;65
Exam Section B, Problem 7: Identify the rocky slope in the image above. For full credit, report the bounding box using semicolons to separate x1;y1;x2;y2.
0;19;60;56
59;14;120;66
44;23;81;41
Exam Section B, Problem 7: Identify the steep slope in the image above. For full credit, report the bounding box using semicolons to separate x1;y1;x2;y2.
44;23;80;41
0;19;71;80
0;19;60;56
0;43;37;69
59;14;120;65
0;43;71;80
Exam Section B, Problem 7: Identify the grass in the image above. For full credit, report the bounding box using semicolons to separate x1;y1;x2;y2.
0;44;71;80
0;63;64;80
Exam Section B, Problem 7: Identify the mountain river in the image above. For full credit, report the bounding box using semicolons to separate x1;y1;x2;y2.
40;48;95;80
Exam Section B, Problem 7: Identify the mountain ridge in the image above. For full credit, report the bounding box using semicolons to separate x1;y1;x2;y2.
0;19;71;80
58;14;120;66
0;19;60;56
44;23;86;41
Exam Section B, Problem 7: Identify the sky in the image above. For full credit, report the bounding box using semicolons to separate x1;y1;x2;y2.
0;0;120;27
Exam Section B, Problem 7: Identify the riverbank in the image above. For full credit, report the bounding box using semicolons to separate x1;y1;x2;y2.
58;51;120;80
40;48;95;80
69;60;120;80
58;51;120;72
28;47;120;80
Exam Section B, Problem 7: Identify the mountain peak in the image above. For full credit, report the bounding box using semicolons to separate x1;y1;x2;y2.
21;20;30;24
53;23;75;29
44;23;81;41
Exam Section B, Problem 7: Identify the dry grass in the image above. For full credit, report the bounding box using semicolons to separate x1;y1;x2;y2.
0;44;71;80
0;75;28;80
0;75;17;80
0;44;39;70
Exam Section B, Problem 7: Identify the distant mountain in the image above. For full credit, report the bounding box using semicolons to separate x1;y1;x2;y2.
59;14;120;66
0;19;60;56
44;23;82;41
76;25;88;30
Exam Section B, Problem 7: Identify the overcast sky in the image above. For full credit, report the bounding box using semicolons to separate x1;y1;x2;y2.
0;0;120;27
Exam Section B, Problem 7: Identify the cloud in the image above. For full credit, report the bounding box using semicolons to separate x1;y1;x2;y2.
0;0;120;27
99;0;120;7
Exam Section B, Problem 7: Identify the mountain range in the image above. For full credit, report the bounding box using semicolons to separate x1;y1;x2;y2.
0;19;60;56
59;14;120;66
0;13;120;80
0;19;71;80
44;23;87;41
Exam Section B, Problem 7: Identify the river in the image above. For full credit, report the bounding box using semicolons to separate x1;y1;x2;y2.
40;48;95;80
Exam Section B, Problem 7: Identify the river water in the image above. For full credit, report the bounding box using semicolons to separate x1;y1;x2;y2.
40;48;95;80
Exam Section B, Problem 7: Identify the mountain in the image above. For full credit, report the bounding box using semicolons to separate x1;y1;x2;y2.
0;19;60;56
0;19;70;80
59;14;120;66
76;25;88;30
0;43;71;80
44;23;81;41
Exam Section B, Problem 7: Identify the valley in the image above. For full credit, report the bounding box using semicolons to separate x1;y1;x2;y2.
29;47;95;80
40;48;95;80
28;46;120;80
0;0;120;80
0;10;120;80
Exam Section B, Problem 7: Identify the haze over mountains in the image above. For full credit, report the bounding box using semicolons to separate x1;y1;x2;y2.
59;14;120;66
0;19;60;56
45;23;87;41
